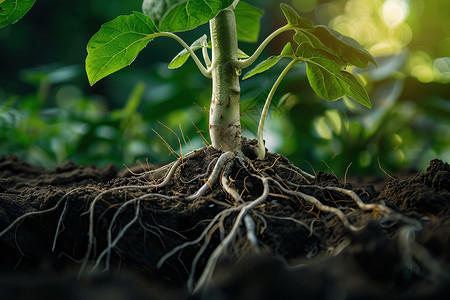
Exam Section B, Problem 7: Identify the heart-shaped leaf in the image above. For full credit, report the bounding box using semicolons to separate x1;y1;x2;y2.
143;0;234;33
86;12;161;85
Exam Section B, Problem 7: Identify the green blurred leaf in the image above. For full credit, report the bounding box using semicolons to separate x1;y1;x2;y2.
142;0;234;32
168;35;207;69
243;42;295;79
280;3;313;29
0;0;36;28
86;12;161;86
112;82;146;120
234;1;263;43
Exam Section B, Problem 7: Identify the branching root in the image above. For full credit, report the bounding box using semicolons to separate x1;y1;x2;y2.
0;146;438;293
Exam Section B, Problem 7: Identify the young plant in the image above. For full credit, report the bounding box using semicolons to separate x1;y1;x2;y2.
1;2;431;295
86;0;375;159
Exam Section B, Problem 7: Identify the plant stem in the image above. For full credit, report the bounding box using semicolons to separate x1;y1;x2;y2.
209;9;242;151
257;59;299;159
159;32;211;78
202;42;211;67
237;25;292;69
230;0;240;9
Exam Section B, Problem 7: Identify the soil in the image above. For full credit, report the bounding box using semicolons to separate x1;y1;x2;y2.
0;142;449;300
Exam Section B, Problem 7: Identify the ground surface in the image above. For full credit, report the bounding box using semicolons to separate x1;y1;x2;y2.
0;144;449;300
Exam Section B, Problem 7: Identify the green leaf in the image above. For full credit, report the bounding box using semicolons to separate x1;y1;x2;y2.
234;1;263;43
168;35;207;69
301;44;371;107
306;63;345;101
278;4;373;107
295;31;345;67
280;3;313;29
294;25;376;69
0;0;36;28
294;31;326;52
86;12;161;86
243;42;295;79
237;48;249;59
298;43;345;72
336;71;371;108
143;0;234;33
310;26;376;68
142;0;177;25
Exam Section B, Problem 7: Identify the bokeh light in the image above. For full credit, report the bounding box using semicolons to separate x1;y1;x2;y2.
381;0;409;28
310;0;450;83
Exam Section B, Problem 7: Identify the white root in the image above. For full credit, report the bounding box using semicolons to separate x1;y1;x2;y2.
185;151;234;201
52;198;69;252
4;145;439;296
193;176;270;293
396;221;446;282
324;186;392;214
91;191;181;273
244;214;259;250
93;200;142;272
79;152;196;276
0;187;86;239
179;157;218;184
0;206;61;238
277;163;315;183
156;205;242;269
220;159;244;204
186;223;221;291
263;214;316;237
268;178;362;231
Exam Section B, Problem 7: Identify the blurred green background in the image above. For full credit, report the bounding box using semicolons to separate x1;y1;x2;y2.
1;0;449;176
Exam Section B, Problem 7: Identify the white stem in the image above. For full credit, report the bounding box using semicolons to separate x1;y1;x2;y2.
202;42;211;67
257;59;299;159
209;9;242;151
230;0;240;9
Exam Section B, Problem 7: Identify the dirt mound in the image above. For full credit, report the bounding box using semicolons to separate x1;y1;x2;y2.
0;149;449;299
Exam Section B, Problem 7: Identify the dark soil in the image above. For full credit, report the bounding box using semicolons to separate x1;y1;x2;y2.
0;144;449;300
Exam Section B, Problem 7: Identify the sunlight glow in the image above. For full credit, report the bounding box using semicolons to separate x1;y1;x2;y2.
381;0;409;28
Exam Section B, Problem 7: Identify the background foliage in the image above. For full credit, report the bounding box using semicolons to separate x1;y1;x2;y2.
1;0;449;175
